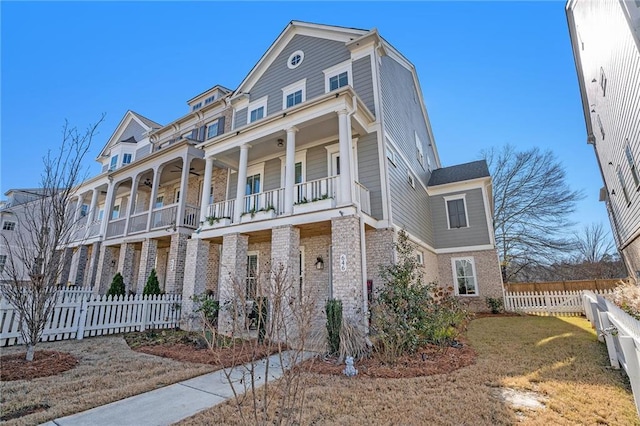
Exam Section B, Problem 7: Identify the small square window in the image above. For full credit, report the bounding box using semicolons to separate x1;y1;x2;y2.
286;90;303;108
192;102;202;111
282;79;306;110
250;107;264;122
329;72;349;91
2;221;16;231
204;95;216;105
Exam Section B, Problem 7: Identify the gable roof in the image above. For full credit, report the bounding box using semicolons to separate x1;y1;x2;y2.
428;160;490;186
232;21;369;99
97;110;162;160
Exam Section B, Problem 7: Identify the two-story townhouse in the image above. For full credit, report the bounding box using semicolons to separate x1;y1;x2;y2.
567;0;640;282
179;21;503;332
62;86;232;294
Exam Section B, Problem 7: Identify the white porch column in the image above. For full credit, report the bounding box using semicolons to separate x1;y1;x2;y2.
337;110;353;205
200;156;214;223
146;166;162;231
88;188;99;222
234;144;250;223
74;194;85;222
124;175;140;236
100;180;115;237
284;127;298;214
175;156;191;228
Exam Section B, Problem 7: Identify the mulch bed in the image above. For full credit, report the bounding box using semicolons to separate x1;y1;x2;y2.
1;350;78;381
301;339;477;379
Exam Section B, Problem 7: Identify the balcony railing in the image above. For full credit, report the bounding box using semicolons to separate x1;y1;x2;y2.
295;176;337;204
207;200;236;222
243;188;284;215
87;220;101;238
106;218;126;239
183;204;200;229
354;181;371;215
128;212;149;234
150;204;178;230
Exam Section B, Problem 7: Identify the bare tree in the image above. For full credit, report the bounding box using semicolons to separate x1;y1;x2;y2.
483;145;583;282
573;222;615;263
0;117;103;361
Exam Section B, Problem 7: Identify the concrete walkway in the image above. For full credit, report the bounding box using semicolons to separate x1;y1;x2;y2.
42;351;311;426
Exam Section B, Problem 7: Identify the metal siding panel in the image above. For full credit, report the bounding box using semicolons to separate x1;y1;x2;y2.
235;108;247;129
249;35;351;117
353;55;375;116
430;189;490;249
119;120;145;143
357;132;382;219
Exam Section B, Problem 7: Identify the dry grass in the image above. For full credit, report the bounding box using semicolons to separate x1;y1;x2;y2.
180;316;639;425
0;336;214;425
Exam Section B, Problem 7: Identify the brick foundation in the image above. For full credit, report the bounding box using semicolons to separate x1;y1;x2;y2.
165;233;189;294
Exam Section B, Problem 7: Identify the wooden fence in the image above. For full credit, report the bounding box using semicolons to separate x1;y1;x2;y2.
582;291;640;415
504;279;624;293
504;289;614;316
0;293;182;347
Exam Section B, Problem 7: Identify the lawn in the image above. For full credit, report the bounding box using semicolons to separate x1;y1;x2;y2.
180;316;639;425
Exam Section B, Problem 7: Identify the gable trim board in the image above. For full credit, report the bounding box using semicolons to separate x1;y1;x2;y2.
98;111;159;159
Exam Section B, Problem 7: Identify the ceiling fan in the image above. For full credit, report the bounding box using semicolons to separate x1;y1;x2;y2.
170;165;200;176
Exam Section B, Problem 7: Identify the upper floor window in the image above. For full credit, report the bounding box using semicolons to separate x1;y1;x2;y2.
445;195;468;229
2;221;16;231
625;141;639;189
282;79;306;109
597;115;605;140
617;165;631;206
0;254;6;273
247;96;268;124
452;257;478;296
192;102;202;111
415;132;425;168
287;50;304;69
122;153;132;165
111;205;120;220
80;204;89;217
109;155;118;171
600;67;607;96
323;61;352;93
204;95;216;105
386;143;397;166
207;121;219;139
407;171;415;189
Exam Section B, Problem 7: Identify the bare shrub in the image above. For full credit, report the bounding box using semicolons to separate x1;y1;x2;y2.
608;280;640;319
339;318;370;362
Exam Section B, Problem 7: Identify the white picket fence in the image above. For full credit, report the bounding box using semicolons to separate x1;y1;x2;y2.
0;293;182;347
504;289;614;315
582;290;640;416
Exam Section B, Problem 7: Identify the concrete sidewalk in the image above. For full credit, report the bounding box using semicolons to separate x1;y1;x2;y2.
42;351;311;426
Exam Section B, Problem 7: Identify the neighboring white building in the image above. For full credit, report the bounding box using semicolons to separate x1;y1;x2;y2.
22;22;503;331
567;0;640;282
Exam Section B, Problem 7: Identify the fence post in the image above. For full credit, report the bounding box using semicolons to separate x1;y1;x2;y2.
139;297;148;332
76;297;88;341
544;292;551;315
619;336;640;416
598;312;620;368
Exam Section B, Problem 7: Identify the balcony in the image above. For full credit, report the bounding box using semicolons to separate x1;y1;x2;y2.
203;176;370;229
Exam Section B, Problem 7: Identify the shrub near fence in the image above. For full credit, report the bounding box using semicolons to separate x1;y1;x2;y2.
0;293;182;347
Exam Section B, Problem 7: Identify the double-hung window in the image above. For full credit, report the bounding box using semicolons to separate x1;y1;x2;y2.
445;195;468;229
122;153;132;165
323;61;352;93
207;121;219;139
625;142;639;189
109;155;118;171
282;79;306;110
247;96;268;124
451;257;478;296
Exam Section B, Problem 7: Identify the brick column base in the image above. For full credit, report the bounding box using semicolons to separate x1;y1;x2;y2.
270;225;300;343
165;233;189;294
137;238;158;294
118;242;136;294
331;215;365;326
218;233;248;335
182;238;211;331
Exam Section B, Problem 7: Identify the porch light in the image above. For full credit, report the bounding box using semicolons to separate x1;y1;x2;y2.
277;138;284;148
315;256;324;270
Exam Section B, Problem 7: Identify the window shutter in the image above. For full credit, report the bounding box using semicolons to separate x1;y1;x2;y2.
217;116;225;136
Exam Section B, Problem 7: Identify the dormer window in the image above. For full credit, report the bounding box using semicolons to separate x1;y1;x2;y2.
204;95;216;105
109;155;118;171
192;102;202;111
123;153;132;165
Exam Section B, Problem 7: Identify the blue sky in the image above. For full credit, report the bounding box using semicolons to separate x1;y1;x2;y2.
0;1;609;236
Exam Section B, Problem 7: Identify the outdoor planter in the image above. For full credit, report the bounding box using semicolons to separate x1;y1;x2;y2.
240;209;277;223
293;197;335;214
211;218;231;227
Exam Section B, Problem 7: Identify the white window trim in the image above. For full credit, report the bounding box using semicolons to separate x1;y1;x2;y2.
282;78;307;110
279;150;307;187
416;250;424;266
111;204;121;220
451;256;478;297
386;143;397;166
415;131;425;169
287;50;304;69
246;163;266;194
247;96;268;124
443;194;469;229
325;143;340;176
206;119;220;140
407;171;415;189
323;60;352;93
